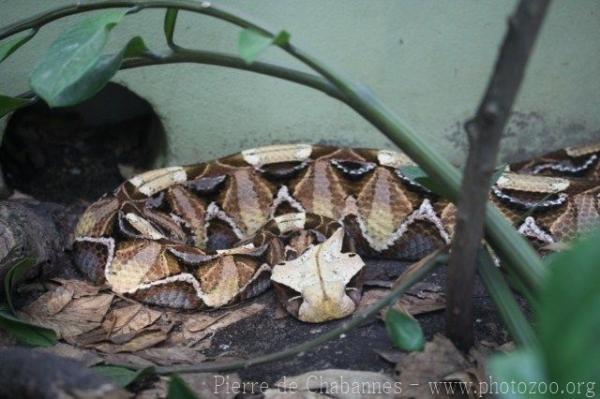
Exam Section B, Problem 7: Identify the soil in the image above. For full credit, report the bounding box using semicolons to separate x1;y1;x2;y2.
207;264;512;386
0;107;516;388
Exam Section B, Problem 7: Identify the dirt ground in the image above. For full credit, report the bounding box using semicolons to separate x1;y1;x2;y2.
207;265;511;385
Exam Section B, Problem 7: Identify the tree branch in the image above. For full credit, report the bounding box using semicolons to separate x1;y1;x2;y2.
446;0;550;350
122;49;345;103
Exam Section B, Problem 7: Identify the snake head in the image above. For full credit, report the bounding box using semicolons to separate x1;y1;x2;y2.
271;227;365;323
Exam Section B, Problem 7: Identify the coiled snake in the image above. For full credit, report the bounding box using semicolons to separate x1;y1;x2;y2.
73;143;600;322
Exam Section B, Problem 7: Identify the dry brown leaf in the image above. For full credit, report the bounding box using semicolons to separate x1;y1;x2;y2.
103;352;156;368
184;313;228;334
271;228;365;323
53;278;103;297
95;329;168;353
357;289;387;312
19;291;114;339
181;303;265;343
395;291;445;315
395;334;473;398
37;343;103;367
102;304;162;336
44;286;74;315
137;346;206;366
274;369;396;399
73;327;111;346
191;337;213;351
358;285;445;317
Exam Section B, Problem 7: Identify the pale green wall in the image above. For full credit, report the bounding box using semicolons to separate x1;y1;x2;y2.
1;0;599;166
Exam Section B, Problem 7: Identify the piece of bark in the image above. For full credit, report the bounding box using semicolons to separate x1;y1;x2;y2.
0;347;128;399
446;0;550;349
0;199;84;295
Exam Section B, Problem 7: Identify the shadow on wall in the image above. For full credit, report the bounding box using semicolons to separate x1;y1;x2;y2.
0;83;167;203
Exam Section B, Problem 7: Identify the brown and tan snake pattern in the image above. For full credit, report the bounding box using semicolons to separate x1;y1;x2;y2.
73;143;600;322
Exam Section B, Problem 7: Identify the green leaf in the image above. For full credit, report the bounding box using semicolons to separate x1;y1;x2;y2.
273;30;291;46
0;305;57;346
30;10;129;107
397;165;428;181
384;307;424;352
167;374;198;399
0;94;32;119
488;349;546;399
3;256;36;313
0;29;36;63
538;229;600;390
164;9;179;45
32;35;147;108
94;365;154;387
238;29;290;65
122;36;150;59
397;165;448;197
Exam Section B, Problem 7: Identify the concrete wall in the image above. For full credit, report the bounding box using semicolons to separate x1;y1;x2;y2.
1;0;599;166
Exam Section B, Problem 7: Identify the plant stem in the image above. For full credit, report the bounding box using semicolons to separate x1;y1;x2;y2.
122;49;345;103
477;249;538;348
445;0;550;350
0;0;544;292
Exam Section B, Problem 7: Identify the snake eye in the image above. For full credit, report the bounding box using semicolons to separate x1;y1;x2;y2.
330;159;376;178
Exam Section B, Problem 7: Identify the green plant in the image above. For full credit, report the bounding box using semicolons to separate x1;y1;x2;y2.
489;230;600;398
0;256;57;346
0;304;57;346
385;307;425;352
167;375;198;399
93;365;155;388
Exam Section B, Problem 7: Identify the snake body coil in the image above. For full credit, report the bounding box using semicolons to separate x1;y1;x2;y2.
73;143;600;322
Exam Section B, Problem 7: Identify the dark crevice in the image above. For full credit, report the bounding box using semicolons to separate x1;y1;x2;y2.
0;83;167;204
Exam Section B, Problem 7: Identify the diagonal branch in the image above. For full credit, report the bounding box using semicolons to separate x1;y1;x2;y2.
446;0;551;350
122;49;345;102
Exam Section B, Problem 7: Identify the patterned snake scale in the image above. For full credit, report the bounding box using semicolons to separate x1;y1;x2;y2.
73;143;600;322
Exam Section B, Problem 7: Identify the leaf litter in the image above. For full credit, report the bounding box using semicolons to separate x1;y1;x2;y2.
12;278;267;368
6;271;505;398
